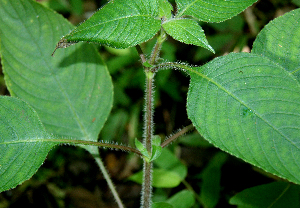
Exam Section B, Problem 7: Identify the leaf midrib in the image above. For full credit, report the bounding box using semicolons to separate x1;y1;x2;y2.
182;63;300;151
176;0;242;18
70;14;160;36
10;1;91;140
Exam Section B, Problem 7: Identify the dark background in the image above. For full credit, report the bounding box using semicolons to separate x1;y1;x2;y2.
0;0;299;207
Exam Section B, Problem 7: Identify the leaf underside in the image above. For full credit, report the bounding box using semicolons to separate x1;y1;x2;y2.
0;0;113;141
0;0;113;191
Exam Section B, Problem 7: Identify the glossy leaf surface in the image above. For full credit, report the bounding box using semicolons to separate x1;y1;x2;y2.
187;52;300;184
62;0;161;49
252;8;300;80
0;0;113;142
0;97;58;192
163;18;214;52
229;182;300;208
176;0;258;22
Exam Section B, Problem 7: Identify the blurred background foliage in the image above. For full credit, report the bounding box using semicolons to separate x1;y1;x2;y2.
0;0;299;207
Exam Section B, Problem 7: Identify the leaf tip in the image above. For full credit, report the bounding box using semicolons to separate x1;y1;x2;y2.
51;38;78;56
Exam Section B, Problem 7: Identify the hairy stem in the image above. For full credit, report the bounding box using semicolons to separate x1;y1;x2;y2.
142;70;154;208
150;29;166;66
161;124;195;148
49;137;142;156
137;30;166;208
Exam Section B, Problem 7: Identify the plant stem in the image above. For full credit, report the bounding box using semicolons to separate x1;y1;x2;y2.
150;29;166;66
161;124;195;148
87;146;125;208
142;69;154;208
48;137;143;156
137;30;166;208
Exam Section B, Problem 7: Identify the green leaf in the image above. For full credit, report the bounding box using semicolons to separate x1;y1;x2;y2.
163;18;214;52
167;190;195;208
229;182;300;208
159;0;173;19
129;168;182;188
187;52;300;184
293;0;300;7
153;202;173;208
0;96;59;192
150;145;162;161
175;0;258;22
143;61;154;68
150;135;162;161
152;135;162;146
200;152;228;208
154;148;187;180
252;8;300;80
61;0;161;49
135;138;150;159
0;0;113;143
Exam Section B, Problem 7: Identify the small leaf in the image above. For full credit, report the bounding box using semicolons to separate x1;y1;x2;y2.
135;138;150;159
175;0;258;22
159;0;173;19
229;182;300;208
163;18;214;53
150;135;162;161
0;96;59;192
152;135;162;146
61;0;161;49
167;190;195;208
129;168;182;188
252;8;300;80
143;61;154;68
150;145;162;161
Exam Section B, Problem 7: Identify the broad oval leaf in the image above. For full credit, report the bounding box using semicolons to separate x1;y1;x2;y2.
187;52;300;184
0;96;58;192
0;0;113;142
61;0;161;49
162;18;214;52
176;0;258;22
252;8;300;80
